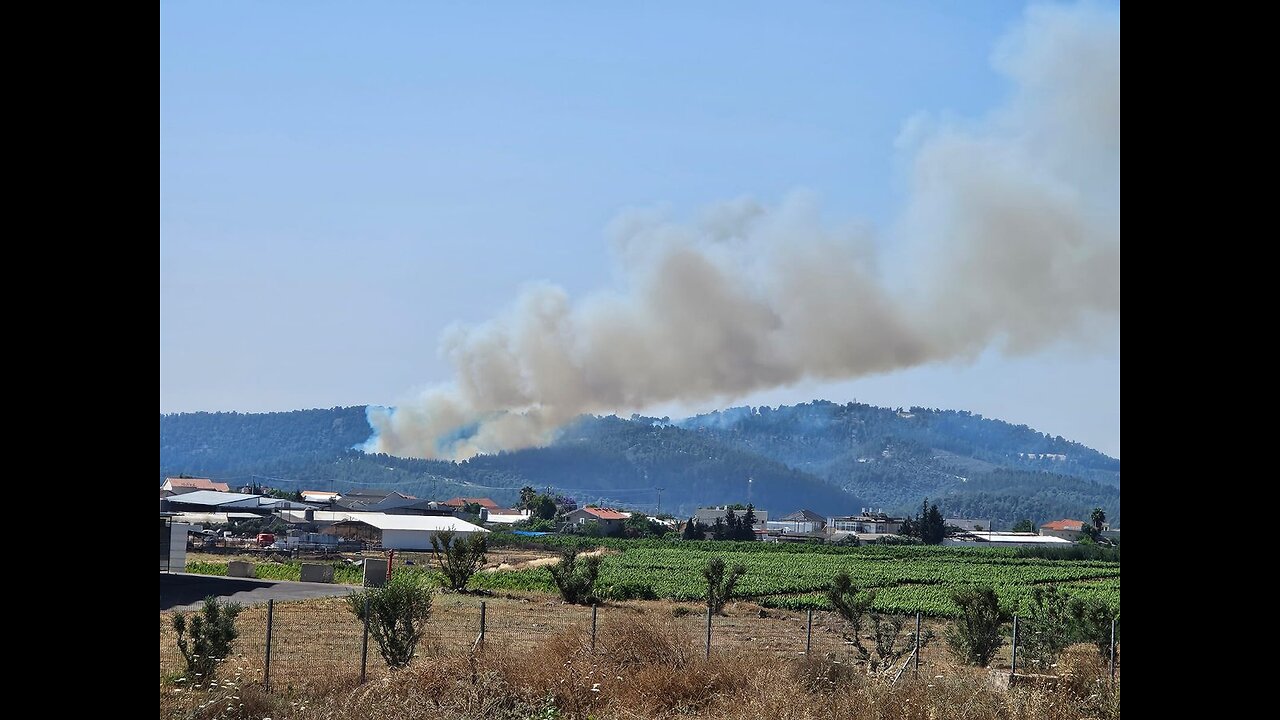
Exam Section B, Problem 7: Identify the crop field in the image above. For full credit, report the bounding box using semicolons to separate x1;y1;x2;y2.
182;543;1119;617
475;541;1120;617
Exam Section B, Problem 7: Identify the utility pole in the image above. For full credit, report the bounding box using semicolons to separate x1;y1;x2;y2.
656;487;665;515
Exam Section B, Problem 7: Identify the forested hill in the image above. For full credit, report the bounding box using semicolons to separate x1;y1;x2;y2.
160;401;1119;527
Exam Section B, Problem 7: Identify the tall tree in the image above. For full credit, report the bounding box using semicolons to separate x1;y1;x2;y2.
1011;519;1035;533
1091;507;1107;532
924;503;946;544
682;517;707;540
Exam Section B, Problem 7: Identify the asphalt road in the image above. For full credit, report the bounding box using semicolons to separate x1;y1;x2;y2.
159;573;356;612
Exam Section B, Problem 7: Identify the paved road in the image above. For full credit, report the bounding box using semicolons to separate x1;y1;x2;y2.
160;573;356;612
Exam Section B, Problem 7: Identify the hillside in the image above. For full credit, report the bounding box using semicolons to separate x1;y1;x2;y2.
160;401;1119;526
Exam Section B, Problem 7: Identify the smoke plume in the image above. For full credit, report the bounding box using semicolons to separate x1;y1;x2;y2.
368;3;1120;460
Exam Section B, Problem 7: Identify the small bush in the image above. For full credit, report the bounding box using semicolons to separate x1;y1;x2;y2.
547;549;600;604
600;580;658;601
347;572;434;669
430;529;487;591
947;587;1007;667
172;596;242;680
703;557;746;614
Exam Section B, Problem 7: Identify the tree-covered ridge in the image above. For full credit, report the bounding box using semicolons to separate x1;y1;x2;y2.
160;407;372;474
160;401;1119;527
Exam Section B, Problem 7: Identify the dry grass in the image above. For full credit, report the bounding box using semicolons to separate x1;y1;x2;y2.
161;595;1118;719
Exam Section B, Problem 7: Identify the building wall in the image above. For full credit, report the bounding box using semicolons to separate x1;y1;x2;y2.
161;521;189;572
831;519;902;534
381;528;484;550
766;521;820;534
1039;527;1085;541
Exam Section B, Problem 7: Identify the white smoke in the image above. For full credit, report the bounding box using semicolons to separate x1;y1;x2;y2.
368;2;1120;460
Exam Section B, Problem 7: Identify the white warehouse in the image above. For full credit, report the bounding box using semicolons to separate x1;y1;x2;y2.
327;513;489;550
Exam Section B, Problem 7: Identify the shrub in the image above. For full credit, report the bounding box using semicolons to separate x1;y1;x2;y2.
947;587;1007;667
430;530;487;591
703;557;746;614
1019;585;1075;671
1071;599;1118;660
172;596;242;680
347;572;434;668
601;580;658;601
547;549;600;604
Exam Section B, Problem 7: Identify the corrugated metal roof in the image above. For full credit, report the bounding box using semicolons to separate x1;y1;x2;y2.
167;490;260;506
337;513;489;533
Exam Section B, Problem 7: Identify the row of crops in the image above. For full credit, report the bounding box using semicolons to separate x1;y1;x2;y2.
181;543;1119;618
469;544;1120;617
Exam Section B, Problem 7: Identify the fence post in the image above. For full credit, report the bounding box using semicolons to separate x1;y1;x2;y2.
479;601;486;650
805;608;813;655
264;599;274;692
1110;617;1116;682
1010;614;1018;678
914;611;921;678
705;606;712;660
360;596;370;684
591;604;598;654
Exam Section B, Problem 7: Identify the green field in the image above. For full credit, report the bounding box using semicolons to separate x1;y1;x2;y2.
472;541;1120;617
182;541;1119;618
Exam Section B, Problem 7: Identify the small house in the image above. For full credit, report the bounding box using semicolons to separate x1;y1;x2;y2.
564;507;631;535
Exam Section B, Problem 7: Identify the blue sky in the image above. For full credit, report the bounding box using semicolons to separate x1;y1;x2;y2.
160;1;1119;457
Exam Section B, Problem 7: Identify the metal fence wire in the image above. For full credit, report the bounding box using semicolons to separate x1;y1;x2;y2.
160;595;1119;692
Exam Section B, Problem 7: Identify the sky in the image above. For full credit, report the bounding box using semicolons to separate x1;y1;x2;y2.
160;1;1120;457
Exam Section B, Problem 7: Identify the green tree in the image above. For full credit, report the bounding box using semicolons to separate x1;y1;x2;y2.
923;503;945;544
172;596;242;680
532;494;557;521
1011;519;1036;533
1091;507;1107;532
946;587;1006;667
1070;599;1117;660
347;573;434;669
826;571;873;659
429;529;487;592
703;557;746;614
682;517;707;540
1020;585;1075;671
519;486;537;509
548;549;600;605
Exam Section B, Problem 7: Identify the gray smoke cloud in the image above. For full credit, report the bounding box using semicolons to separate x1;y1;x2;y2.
368;2;1120;460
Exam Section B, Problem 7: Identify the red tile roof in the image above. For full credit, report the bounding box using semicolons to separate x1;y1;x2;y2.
442;497;500;510
165;477;230;492
1041;519;1087;531
581;508;630;520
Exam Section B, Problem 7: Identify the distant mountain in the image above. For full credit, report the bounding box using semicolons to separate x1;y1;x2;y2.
160;401;1119;527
